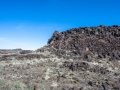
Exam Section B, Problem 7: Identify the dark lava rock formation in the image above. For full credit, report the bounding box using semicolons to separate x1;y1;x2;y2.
46;25;120;90
63;61;109;75
48;25;120;61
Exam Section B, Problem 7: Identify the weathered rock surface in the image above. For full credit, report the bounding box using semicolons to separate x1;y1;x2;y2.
48;25;120;61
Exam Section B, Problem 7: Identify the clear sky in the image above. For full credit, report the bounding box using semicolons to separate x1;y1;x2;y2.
0;0;120;50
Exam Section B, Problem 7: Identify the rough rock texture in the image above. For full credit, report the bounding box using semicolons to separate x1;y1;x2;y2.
63;61;89;71
63;61;110;75
48;25;120;61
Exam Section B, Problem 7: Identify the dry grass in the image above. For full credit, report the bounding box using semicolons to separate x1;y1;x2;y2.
0;46;120;90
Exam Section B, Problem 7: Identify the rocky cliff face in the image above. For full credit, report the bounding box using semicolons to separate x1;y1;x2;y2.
48;25;120;61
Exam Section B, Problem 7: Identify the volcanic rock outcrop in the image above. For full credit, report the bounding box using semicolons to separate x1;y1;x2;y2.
48;25;120;61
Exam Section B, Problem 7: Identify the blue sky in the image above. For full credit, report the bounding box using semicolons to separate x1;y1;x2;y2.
0;0;120;50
